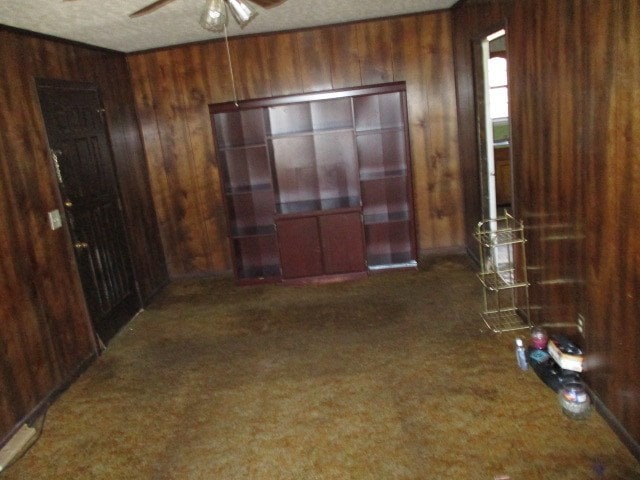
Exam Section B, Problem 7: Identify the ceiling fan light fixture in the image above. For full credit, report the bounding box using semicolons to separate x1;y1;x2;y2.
200;0;227;32
227;0;258;28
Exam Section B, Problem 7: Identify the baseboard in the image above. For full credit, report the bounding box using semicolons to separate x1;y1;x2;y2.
0;423;37;471
169;270;234;282
0;351;97;451
465;245;480;267
140;277;170;307
590;389;640;462
419;245;467;258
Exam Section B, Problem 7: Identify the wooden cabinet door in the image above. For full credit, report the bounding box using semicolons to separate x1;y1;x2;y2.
319;212;366;274
277;216;323;279
277;211;366;279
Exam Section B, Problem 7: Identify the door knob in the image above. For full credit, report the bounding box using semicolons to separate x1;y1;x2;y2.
74;242;89;249
64;200;73;208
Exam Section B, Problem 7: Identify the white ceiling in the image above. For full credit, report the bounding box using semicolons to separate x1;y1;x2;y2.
0;0;457;53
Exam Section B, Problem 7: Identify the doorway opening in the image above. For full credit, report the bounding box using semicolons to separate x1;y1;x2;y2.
36;79;141;346
478;28;511;222
472;28;515;278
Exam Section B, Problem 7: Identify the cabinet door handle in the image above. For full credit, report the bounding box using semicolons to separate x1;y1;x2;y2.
74;241;89;250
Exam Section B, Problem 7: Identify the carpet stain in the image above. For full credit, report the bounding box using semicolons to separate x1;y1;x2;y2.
3;257;639;479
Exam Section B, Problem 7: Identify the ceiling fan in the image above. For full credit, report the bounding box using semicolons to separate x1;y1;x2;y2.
63;0;286;32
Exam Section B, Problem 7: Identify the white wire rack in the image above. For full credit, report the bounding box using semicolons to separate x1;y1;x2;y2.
474;212;531;333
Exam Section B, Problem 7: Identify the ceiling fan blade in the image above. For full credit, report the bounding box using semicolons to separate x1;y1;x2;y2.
129;0;178;17
249;0;287;8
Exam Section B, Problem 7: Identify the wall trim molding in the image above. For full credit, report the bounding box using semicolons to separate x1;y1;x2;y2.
0;352;97;450
591;390;640;462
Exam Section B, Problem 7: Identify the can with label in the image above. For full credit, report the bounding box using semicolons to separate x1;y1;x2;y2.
558;381;591;420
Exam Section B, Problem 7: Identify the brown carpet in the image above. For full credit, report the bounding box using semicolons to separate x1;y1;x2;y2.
3;256;639;479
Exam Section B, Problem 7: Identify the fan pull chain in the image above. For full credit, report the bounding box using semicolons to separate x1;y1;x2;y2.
224;25;239;107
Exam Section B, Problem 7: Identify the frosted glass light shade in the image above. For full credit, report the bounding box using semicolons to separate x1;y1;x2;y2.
200;0;227;32
227;0;258;28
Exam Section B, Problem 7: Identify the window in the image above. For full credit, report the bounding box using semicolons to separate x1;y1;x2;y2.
488;55;508;119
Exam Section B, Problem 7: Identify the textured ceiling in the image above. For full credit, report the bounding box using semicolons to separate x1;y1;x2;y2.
0;0;457;53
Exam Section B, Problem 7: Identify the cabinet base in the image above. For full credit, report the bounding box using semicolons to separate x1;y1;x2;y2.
368;260;417;271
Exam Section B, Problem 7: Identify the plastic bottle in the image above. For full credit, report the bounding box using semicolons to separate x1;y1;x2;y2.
515;337;528;370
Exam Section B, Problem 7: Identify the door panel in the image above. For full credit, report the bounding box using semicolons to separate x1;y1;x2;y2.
319;212;366;275
37;79;140;344
277;216;323;279
276;211;366;279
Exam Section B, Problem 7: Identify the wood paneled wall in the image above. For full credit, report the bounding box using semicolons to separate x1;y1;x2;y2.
127;11;464;278
95;54;169;300
0;28;167;444
453;0;640;457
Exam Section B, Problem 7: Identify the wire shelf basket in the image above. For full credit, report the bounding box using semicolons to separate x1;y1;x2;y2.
475;212;531;333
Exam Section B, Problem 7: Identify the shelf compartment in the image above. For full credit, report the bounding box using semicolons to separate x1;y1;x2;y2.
236;265;281;281
360;168;407;182
267;97;352;136
271;131;359;213
270;135;317;205
314;132;360;202
360;176;409;218
226;189;276;235
481;309;530;333
276;196;359;215
310;98;353;131
356;129;407;176
364;221;414;269
363;210;409;225
268;103;313;135
353;91;405;132
232;235;281;281
367;252;415;269
355;126;406;135
214;109;266;149
269;127;353;140
368;259;417;271
219;145;272;193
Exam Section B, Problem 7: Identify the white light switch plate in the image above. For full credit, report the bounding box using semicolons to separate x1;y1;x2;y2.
47;209;63;230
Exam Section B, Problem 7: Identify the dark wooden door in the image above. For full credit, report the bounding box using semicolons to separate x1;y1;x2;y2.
37;79;140;344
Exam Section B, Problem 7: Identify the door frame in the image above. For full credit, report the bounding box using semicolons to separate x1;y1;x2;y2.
472;26;513;223
35;77;141;346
